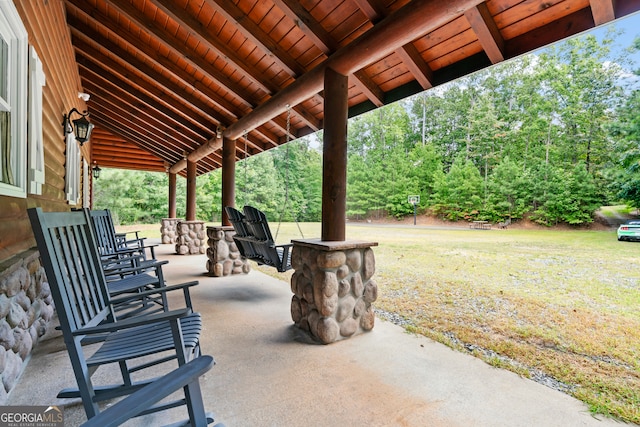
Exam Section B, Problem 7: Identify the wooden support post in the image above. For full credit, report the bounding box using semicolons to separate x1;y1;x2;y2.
186;160;197;221
221;138;236;226
321;67;348;241
168;172;177;219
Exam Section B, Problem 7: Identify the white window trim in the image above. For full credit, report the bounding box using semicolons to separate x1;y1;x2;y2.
28;45;45;195
65;133;80;204
0;0;27;198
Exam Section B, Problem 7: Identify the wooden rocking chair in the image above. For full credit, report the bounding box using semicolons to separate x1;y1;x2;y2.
27;208;205;421
81;356;219;427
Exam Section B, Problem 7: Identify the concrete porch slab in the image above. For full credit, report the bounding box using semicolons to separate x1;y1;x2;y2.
7;242;626;426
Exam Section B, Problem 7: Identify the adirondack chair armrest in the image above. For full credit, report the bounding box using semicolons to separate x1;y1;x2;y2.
110;281;199;308
73;308;193;336
80;355;215;427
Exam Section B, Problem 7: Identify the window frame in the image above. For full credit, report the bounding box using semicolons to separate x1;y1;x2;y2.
0;0;28;198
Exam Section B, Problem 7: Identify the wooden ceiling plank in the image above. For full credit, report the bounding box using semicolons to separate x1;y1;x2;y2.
464;2;505;63
106;0;312;146
93;113;221;174
65;3;244;121
91;114;182;165
505;7;594;58
589;0;615;25
149;0;277;95
76;37;219;138
208;0;306;76
78;60;210;145
87;93;204;161
97;0;258;109
271;0;337;53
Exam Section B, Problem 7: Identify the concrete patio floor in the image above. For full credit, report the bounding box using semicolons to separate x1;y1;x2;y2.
7;242;627;426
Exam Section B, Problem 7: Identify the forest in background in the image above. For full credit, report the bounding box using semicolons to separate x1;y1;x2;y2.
95;27;640;227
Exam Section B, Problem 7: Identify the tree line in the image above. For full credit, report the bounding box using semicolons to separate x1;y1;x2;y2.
95;28;640;226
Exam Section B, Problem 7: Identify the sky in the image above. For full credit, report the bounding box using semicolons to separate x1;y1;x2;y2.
571;10;640;68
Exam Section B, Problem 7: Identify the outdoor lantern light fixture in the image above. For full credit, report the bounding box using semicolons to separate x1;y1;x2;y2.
92;163;101;179
63;108;94;145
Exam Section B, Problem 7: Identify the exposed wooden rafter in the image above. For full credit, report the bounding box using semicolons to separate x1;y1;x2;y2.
60;0;640;176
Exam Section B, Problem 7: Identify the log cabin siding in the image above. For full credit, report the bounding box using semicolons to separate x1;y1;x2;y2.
0;0;88;263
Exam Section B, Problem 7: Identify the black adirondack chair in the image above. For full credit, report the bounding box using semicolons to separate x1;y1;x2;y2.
242;205;292;272
81;356;218;427
27;208;203;420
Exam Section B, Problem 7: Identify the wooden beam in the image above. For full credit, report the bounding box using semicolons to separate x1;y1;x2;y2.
352;0;385;22
186;160;197;221
169;173;177;219
223;0;484;141
221;138;236;226
321;68;349;241
465;3;504;64
589;0;616;25
395;44;434;90
271;0;337;53
352;71;385;107
270;0;384;121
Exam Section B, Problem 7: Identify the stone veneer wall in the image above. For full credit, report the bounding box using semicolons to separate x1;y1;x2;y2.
175;221;206;255
290;239;378;344
0;250;54;403
206;226;250;277
161;218;179;244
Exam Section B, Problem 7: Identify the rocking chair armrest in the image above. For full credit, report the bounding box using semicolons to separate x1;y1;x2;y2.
109;281;200;307
102;259;168;276
72;308;192;336
80;355;214;427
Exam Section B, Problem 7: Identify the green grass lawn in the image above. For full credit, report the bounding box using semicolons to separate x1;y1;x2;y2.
119;220;640;423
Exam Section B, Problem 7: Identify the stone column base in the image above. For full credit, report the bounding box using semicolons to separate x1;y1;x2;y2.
175;221;206;255
0;249;54;403
290;239;378;344
160;218;179;244
206;226;250;276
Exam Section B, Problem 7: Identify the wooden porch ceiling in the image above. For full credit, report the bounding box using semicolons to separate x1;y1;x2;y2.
69;0;640;176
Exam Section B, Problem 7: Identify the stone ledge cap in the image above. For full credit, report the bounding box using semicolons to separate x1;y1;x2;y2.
207;225;234;231
292;238;378;251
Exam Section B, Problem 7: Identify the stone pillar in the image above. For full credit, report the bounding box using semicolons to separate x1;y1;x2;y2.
0;250;54;403
290;239;378;344
206;226;250;277
175;220;206;255
160;218;179;244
